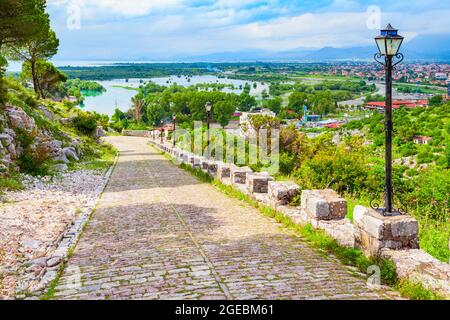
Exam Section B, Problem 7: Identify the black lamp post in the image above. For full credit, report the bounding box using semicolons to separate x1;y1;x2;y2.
160;120;164;144
373;24;404;216
172;114;177;147
205;102;212;158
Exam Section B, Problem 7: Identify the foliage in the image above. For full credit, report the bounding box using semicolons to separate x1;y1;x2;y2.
0;174;23;195
71;111;98;135
7;20;59;98
278;102;450;262
20;60;67;98
0;0;50;101
15;129;54;176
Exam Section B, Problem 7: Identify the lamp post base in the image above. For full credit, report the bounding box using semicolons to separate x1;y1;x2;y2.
354;206;419;256
374;208;402;217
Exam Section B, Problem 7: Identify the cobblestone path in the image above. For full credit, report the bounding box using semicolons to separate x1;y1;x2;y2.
53;136;396;300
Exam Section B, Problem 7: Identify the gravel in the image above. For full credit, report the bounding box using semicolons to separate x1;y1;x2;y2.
0;169;109;299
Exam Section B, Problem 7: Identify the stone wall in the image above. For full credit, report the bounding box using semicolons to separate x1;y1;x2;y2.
148;137;450;298
122;130;151;137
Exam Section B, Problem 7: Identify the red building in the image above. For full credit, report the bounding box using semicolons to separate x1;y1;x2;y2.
365;99;428;111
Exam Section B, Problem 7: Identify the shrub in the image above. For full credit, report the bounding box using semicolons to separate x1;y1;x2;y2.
17;142;54;176
15;129;54;176
72;112;97;135
279;152;296;175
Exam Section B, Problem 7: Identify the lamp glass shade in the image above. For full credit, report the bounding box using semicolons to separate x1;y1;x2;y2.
205;102;212;112
386;37;403;56
376;38;387;55
375;24;404;57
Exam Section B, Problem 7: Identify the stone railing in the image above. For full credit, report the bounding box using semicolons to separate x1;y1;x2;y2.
148;138;450;298
122;130;152;137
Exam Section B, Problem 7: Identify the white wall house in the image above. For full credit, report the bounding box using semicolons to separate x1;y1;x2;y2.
239;109;276;137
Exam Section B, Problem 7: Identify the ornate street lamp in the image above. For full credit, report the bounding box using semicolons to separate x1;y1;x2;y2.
205;102;212;158
373;24;404;216
172;114;177;147
160;119;164;144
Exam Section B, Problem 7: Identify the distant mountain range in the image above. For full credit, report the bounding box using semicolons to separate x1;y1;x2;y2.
171;34;450;62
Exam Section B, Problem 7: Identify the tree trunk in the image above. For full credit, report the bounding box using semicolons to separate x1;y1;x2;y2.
30;59;41;99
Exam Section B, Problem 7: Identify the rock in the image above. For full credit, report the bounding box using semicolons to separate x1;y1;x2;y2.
62;147;79;162
46;256;62;268
301;189;347;221
94;126;106;138
55;163;68;172
38;105;55;121
5;105;36;133
31;257;48;268
56;153;70;164
59;117;74;125
268;181;299;205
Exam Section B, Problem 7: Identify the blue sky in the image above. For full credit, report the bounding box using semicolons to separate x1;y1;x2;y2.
47;0;450;60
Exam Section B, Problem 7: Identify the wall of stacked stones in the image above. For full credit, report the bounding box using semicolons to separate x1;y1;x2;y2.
147;136;450;298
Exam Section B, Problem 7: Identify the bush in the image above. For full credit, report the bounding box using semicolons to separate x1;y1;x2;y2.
279;152;296;175
17;143;54;176
72;112;97;134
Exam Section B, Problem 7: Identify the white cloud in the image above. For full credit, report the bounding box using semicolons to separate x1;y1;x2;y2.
49;0;183;17
48;0;450;59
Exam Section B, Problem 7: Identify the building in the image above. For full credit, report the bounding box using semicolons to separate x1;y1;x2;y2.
413;136;432;145
435;72;448;80
239;108;276;137
365;99;428;111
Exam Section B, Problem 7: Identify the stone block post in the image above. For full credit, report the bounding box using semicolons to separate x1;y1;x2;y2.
201;158;210;172
207;162;218;176
268;181;300;206
230;166;253;185
246;172;274;194
192;156;201;168
354;206;419;256
217;162;232;180
301;189;347;221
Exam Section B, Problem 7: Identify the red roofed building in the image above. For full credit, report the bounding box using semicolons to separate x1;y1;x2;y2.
365;99;428;111
324;122;341;129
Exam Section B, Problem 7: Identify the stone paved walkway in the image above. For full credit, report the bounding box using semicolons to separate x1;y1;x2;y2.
53;136;396;300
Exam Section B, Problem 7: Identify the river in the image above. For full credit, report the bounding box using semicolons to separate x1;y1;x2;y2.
80;76;269;116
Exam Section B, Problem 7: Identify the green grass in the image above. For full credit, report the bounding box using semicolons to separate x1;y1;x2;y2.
0;174;23;195
417;219;449;263
396;279;444;300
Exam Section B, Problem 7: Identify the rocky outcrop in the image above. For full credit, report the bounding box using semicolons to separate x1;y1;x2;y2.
38;105;55;122
0;104;80;175
94;126;106;138
4;105;36;133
